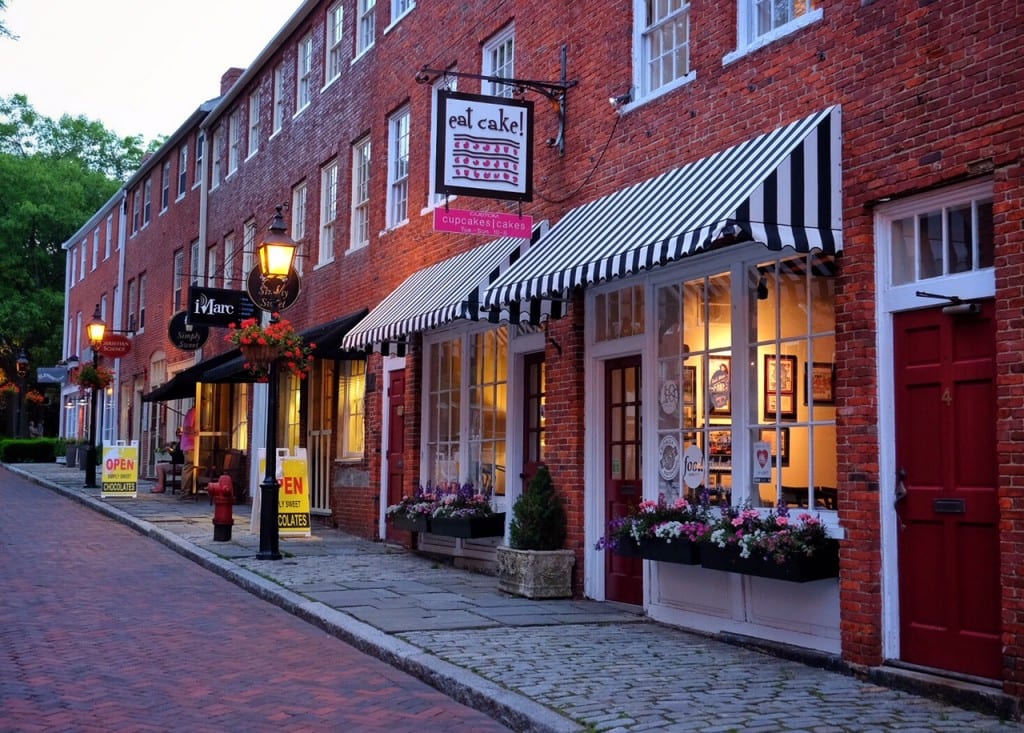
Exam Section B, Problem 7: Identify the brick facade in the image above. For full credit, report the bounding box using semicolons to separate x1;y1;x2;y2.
62;0;1024;698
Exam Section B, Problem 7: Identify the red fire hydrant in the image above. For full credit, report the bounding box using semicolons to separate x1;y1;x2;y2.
209;475;234;542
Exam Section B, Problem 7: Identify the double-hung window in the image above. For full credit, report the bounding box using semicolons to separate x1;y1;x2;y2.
273;64;286;134
177;144;188;198
247;92;260;158
104;215;112;260
137;273;146;333
337;361;366;459
91;230;99;270
143;178;152;225
391;0;414;24
319;160;338;266
211;127;223;189
194;133;204;189
634;0;691;101
131;192;140;234
356;0;375;57
160;161;171;211
228;111;241;175
350;136;371;250
482;25;514;97
242;220;256;279
326;3;344;85
387;106;410;228
223;234;235;286
292;182;308;274
296;34;314;113
173;249;184;311
732;0;823;59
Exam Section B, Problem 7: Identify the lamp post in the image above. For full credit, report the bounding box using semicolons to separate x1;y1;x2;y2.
84;305;106;488
15;349;28;437
255;206;297;561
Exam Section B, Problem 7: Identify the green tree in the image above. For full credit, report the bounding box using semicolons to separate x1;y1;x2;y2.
0;94;151;371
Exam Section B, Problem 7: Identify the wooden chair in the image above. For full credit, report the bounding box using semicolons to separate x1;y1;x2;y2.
196;449;246;503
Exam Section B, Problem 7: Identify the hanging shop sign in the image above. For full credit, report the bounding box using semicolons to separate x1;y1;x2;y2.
434;90;533;202
188;285;258;326
246;266;301;313
168;310;210;351
434;207;533;238
101;441;139;498
37;367;67;384
98;333;132;358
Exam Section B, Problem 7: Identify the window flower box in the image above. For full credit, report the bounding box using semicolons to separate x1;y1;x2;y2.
638;537;701;565
429;513;506;539
700;539;839;582
391;513;430;533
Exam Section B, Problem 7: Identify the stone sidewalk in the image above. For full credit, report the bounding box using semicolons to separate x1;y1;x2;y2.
8;461;1023;732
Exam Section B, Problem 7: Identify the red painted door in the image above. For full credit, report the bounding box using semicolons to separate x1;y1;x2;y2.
385;370;406;538
894;302;1000;679
605;356;643;605
521;352;545;491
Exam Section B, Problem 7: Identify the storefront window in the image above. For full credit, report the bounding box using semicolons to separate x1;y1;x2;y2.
425;327;508;495
655;253;836;511
596;284;645;342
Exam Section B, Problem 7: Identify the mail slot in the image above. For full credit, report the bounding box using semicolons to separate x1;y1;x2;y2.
620;484;638;496
933;498;966;514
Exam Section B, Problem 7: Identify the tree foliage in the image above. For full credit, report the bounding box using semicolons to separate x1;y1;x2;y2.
0;93;152;370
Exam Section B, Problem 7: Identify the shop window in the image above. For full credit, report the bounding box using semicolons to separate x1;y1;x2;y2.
655;252;836;511
337;360;365;459
596;284;645;342
424;326;508;495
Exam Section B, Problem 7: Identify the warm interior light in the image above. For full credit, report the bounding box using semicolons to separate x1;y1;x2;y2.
86;304;106;346
257;206;297;279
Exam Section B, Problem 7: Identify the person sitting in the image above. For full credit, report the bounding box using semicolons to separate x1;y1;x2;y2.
27;421;42;438
152;443;185;494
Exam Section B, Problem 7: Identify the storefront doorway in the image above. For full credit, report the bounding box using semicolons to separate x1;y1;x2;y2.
893;302;1000;679
604;355;643;605
385;368;406;538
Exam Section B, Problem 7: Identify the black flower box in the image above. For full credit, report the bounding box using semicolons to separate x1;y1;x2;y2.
613;539;642;558
429;513;506;539
390;514;430;533
638;538;701;565
699;540;839;582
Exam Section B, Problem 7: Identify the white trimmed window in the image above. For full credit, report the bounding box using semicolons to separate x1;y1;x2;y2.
350;136;371;250
319;160;338;266
292;182;308;274
143;178;152;225
228;111;241;175
391;0;414;24
273;65;286;134
223;234;235;286
211;127;223;189
173;249;185;311
733;0;822;58
337;360;366;459
296;34;314;113
79;240;86;280
326;3;344;84
177;144;188;198
137;273;147;332
242;220;256;279
482;25;514;97
126;279;136;333
194;133;204;189
387;106;410;228
104;215;112;260
190;239;201;286
160;161;171;211
423;326;509;496
132;191;140;234
248;92;260;157
634;0;691;100
91;230;99;270
206;245;218;287
356;0;375;57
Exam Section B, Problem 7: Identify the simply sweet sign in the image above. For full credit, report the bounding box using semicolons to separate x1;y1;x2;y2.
434;90;533;202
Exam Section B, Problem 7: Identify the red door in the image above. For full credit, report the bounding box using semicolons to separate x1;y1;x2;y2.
521;352;545;491
605;356;643;605
894;302;1000;679
385;370;406;538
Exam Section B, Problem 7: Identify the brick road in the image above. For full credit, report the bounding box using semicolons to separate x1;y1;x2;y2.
0;469;509;733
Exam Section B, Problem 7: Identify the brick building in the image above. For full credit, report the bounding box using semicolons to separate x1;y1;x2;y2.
61;0;1024;706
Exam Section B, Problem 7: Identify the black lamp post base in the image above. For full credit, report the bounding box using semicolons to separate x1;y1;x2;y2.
256;478;281;560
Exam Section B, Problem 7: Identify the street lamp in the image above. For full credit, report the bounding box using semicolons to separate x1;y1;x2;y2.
84;304;106;488
256;206;297;561
15;349;28;437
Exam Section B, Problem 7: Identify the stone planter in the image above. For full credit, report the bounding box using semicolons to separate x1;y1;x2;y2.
496;546;575;599
699;540;839;582
429;513;506;539
390;513;430;533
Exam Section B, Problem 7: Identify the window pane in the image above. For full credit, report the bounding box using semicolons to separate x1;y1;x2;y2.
918;211;942;279
946;204;972;274
978;200;994;269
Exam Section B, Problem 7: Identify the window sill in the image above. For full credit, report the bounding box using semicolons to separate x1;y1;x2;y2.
723;9;824;66
313;258;335;271
628;71;696;112
351;46;374;65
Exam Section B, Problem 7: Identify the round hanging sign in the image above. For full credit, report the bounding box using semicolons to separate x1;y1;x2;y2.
246;266;301;313
168;311;209;351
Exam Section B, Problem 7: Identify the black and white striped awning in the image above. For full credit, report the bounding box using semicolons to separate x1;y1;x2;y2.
483;106;842;308
342;226;544;352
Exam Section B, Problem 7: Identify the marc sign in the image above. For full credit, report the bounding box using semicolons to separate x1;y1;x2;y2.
188;286;258;326
97;333;132;357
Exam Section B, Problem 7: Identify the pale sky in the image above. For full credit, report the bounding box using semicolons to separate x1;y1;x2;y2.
0;0;303;142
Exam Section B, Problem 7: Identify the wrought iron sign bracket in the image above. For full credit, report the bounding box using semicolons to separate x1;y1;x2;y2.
416;45;577;156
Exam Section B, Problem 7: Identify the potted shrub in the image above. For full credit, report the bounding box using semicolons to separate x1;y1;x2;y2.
497;466;575;599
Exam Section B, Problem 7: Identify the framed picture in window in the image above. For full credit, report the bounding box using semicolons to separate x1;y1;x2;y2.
805;361;836;405
682;365;697;428
708;356;731;416
763;354;797;420
707;429;732;472
758;427;790;467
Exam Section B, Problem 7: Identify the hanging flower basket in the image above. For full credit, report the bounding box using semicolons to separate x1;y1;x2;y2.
24;389;46;405
238;343;282;364
227;315;315;379
74;364;114;390
0;381;19;397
